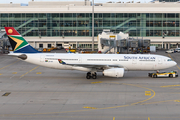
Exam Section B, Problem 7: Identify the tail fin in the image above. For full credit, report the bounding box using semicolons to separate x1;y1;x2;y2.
4;27;41;53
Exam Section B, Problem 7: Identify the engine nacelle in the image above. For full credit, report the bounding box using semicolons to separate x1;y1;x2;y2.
103;68;124;78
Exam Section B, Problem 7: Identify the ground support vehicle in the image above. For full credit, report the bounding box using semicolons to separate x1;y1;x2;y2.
149;71;178;78
175;48;180;52
165;49;174;53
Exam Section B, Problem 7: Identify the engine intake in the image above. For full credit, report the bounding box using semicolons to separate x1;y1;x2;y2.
103;68;124;78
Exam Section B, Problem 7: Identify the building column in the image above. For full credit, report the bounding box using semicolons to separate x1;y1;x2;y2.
54;41;56;47
140;13;146;37
34;41;36;48
168;43;170;49
164;43;166;49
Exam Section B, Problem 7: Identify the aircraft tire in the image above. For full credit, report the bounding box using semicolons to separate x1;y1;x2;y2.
169;74;173;78
153;75;157;78
87;72;91;75
86;75;91;79
92;74;97;79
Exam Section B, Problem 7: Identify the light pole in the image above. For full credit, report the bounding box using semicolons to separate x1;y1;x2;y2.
92;0;94;51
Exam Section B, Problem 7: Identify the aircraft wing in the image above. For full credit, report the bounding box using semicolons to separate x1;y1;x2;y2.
65;63;123;68
58;59;123;68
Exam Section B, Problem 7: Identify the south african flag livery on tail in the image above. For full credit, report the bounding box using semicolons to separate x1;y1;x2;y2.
4;27;40;53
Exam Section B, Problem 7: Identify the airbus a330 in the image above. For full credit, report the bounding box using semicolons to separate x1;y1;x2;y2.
5;27;177;79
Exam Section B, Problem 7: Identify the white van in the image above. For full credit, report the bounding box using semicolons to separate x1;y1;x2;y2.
165;49;174;53
175;48;180;52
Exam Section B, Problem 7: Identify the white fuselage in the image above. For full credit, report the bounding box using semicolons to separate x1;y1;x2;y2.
21;53;176;72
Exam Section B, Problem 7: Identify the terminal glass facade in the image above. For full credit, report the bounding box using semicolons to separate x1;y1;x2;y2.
0;13;179;37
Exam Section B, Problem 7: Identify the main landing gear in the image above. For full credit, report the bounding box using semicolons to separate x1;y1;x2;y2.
86;72;97;79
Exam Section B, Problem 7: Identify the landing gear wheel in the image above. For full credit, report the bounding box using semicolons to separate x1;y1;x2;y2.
169;74;173;78
86;75;91;79
92;74;97;79
86;72;91;79
153;74;157;78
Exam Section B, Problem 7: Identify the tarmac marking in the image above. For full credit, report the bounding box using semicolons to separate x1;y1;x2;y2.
2;115;180;119
174;100;180;102
148;117;150;120
91;81;102;84
145;91;151;96
160;84;180;88
0;60;19;70
0;82;156;116
2;92;11;96
83;106;97;109
168;54;180;70
20;66;39;78
12;72;17;74
113;117;115;120
36;72;42;74
0;73;2;75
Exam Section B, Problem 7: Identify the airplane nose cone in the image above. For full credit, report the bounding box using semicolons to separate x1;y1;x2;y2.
172;61;177;66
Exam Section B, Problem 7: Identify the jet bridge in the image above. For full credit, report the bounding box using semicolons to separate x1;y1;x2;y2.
98;30;129;53
98;30;151;54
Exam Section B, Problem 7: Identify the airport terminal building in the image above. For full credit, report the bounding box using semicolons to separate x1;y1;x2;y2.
0;0;180;49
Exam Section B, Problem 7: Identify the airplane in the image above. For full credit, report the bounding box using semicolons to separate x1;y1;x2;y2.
4;27;177;79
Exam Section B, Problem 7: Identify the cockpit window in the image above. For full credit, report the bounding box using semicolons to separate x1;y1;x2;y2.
167;59;173;61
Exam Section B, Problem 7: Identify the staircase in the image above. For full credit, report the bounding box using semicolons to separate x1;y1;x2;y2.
112;18;136;29
123;27;136;33
15;18;38;30
21;27;38;36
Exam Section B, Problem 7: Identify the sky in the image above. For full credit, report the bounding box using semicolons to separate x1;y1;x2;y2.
0;0;151;4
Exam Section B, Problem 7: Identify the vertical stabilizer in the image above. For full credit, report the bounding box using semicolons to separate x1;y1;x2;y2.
4;27;41;53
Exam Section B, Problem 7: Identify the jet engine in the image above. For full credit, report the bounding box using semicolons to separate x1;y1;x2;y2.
103;68;124;78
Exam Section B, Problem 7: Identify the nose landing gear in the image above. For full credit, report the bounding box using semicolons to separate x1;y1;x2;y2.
86;72;97;79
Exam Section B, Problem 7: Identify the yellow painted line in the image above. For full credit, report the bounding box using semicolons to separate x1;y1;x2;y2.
161;84;180;88
113;117;115;120
148;117;150;120
168;54;180;70
91;81;102;84
174;100;180;102
36;72;42;74
0;73;2;75
0;60;19;70
83;106;97;109
12;72;17;74
20;66;39;78
0;82;156;116
145;91;151;96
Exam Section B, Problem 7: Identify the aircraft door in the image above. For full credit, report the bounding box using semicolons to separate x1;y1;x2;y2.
158;57;162;64
78;57;82;63
40;55;44;62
